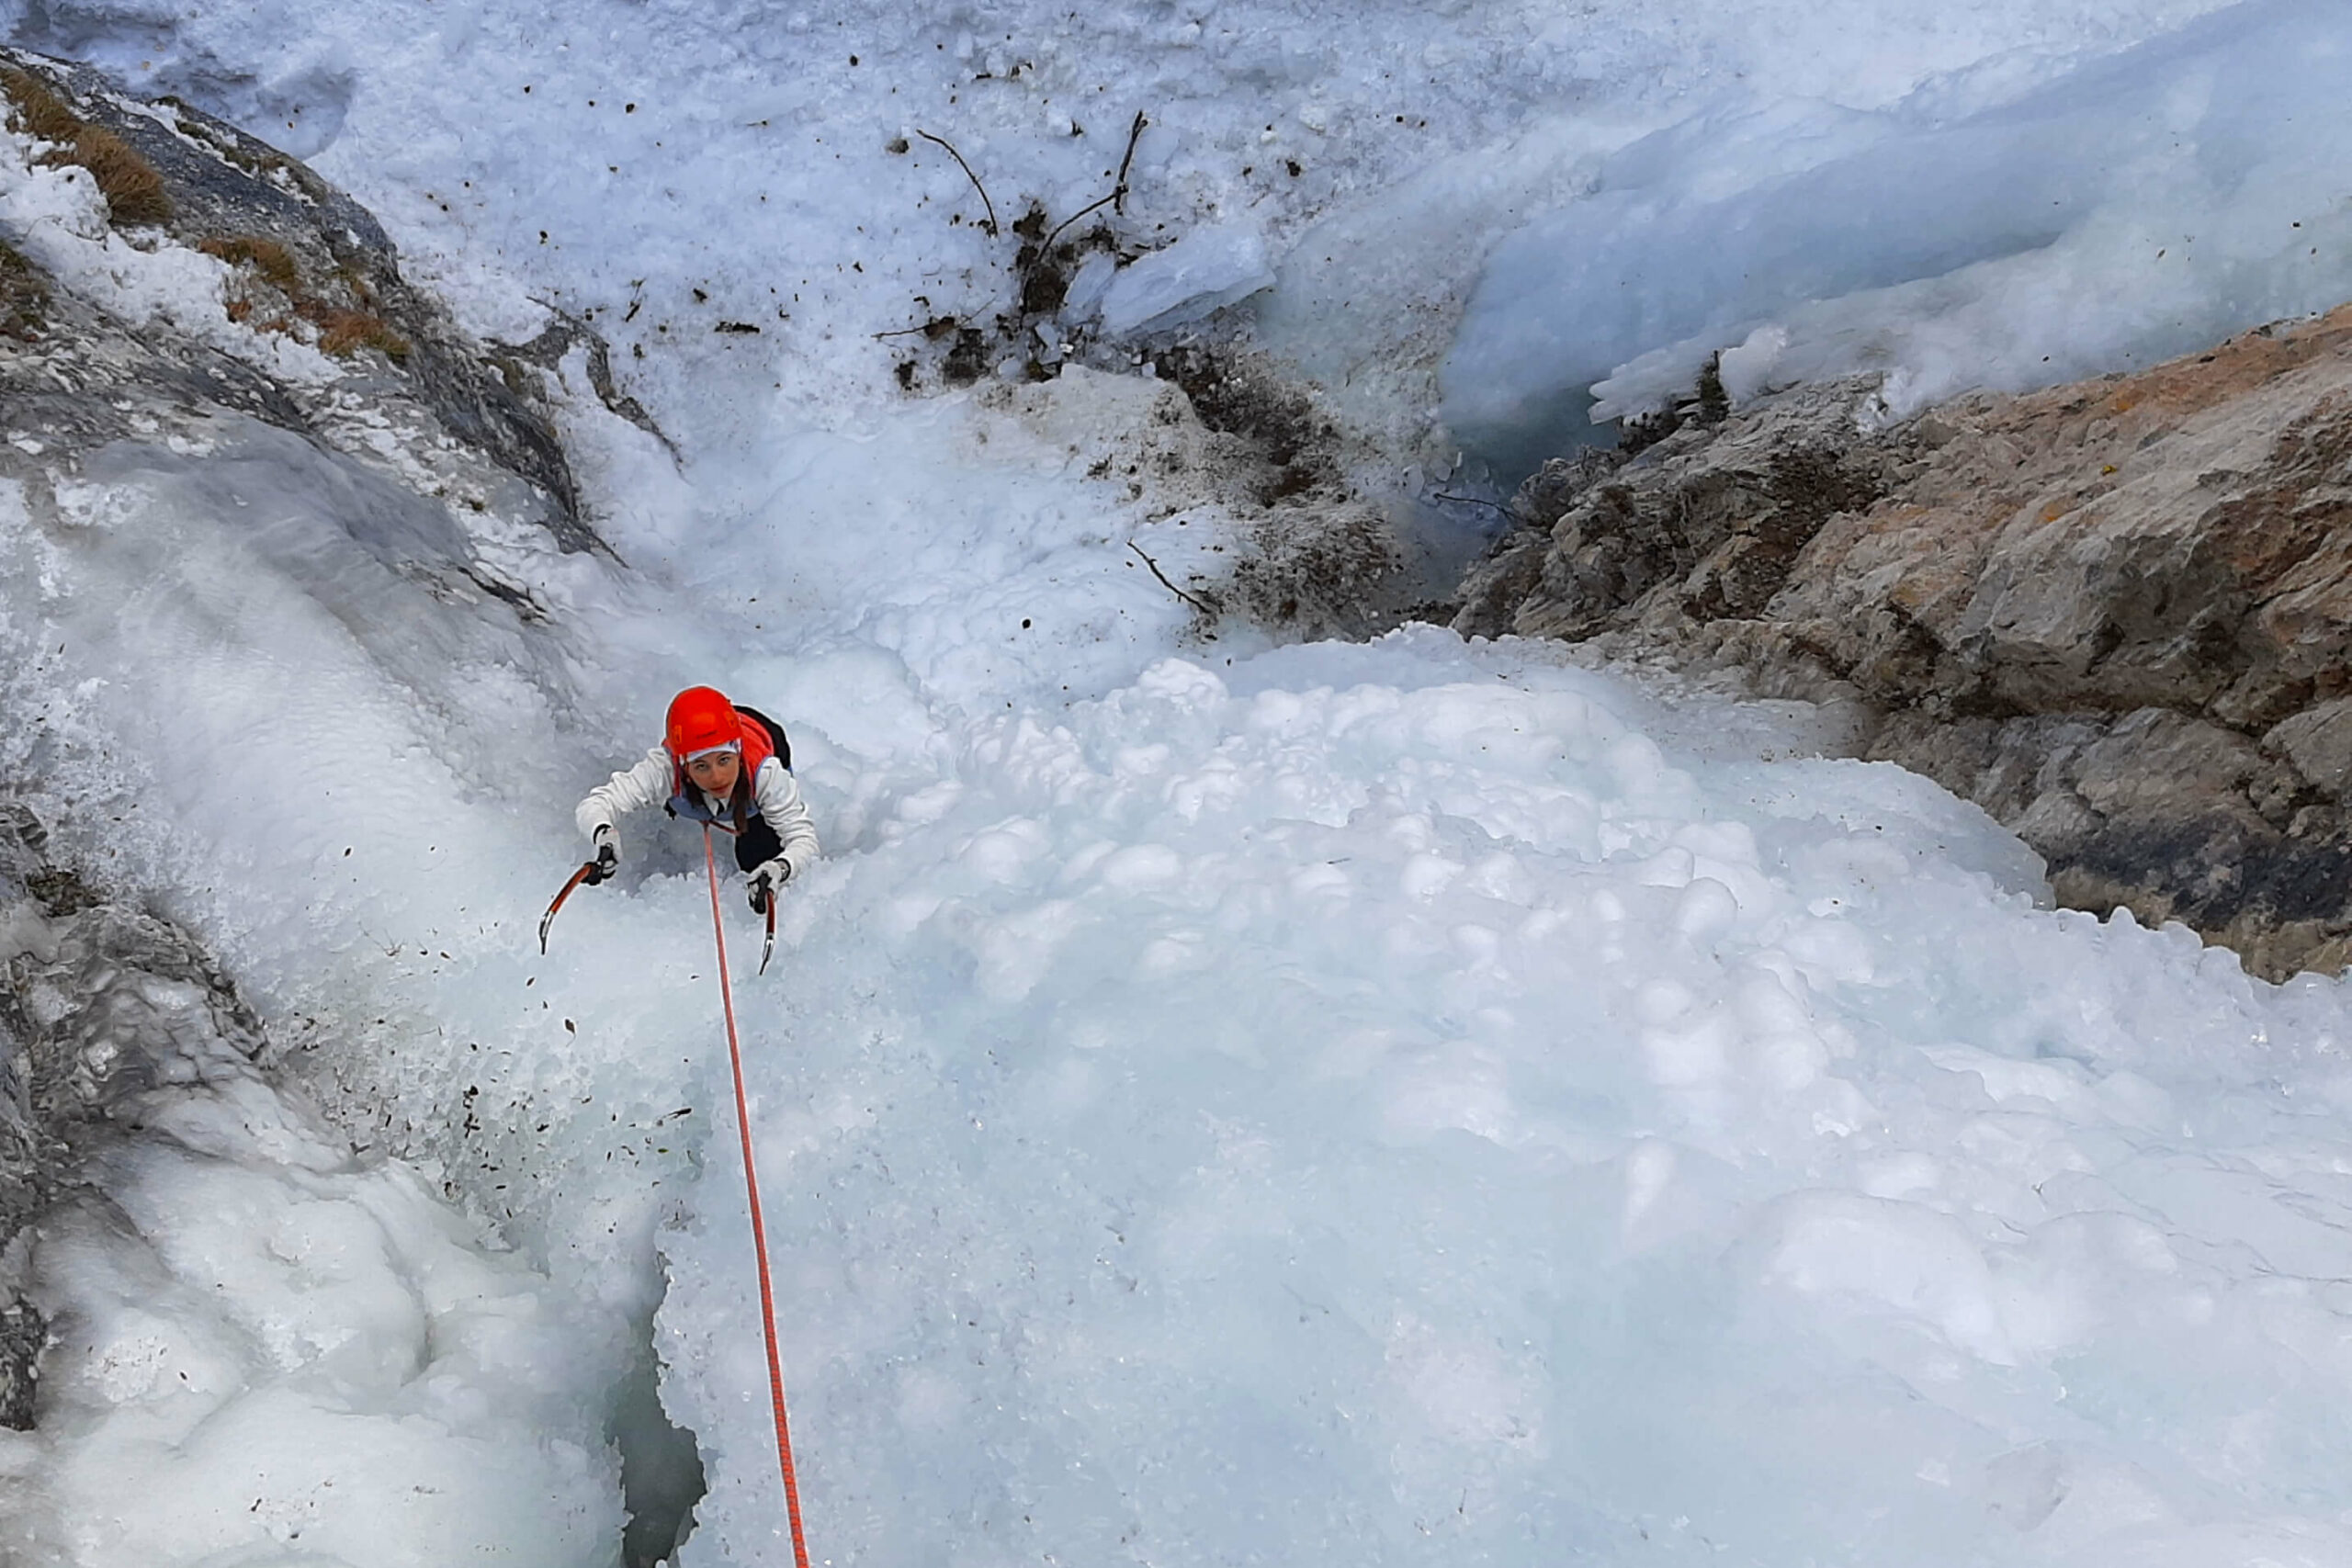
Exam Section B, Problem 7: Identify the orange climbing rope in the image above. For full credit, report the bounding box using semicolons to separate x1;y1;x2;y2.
702;827;815;1568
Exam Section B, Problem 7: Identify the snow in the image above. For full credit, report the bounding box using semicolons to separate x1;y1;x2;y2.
0;125;338;386
0;884;623;1566
4;0;2352;1565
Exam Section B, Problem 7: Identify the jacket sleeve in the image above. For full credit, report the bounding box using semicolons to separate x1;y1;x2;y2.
575;747;673;842
752;758;820;879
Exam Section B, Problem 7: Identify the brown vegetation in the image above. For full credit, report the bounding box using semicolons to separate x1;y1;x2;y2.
199;232;409;365
0;66;80;143
2;70;173;226
198;234;301;294
0;241;48;341
69;127;172;225
310;306;411;364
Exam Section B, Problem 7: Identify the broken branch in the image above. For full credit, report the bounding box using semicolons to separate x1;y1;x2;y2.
1431;491;1517;521
917;130;999;236
1127;539;1213;615
1113;110;1148;215
1021;112;1151;316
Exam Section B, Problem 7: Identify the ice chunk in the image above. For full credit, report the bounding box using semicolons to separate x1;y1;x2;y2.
1099;223;1276;336
1057;250;1121;321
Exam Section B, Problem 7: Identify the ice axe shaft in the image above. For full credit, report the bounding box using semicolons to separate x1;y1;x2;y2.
538;860;605;953
759;892;776;976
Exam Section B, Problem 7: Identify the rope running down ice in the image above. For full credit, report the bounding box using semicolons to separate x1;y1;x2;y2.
702;826;815;1568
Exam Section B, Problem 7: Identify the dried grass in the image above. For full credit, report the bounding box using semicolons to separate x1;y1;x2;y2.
0;67;82;143
312;307;411;364
2;70;175;226
72;127;172;225
205;239;411;366
199;234;301;293
1;239;49;341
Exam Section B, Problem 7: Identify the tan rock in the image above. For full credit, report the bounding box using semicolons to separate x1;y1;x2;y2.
2266;697;2352;796
1458;304;2352;978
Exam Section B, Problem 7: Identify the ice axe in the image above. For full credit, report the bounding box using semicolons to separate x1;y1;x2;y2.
538;856;611;953
745;853;779;976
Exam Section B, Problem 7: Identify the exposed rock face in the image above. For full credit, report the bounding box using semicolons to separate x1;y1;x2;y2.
0;803;266;1429
1456;306;2352;980
1458;384;1900;643
0;44;607;561
0;52;644;1428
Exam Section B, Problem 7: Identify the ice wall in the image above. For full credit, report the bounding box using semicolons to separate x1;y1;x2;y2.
1444;0;2352;474
0;810;626;1565
662;630;2352;1566
17;380;2352;1562
0;351;1250;1563
8;0;2352;1564
0;0;2250;463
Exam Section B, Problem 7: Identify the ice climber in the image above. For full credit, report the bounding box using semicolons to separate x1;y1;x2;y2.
576;686;819;912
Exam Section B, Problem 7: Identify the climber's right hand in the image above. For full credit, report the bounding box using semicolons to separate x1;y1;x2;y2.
587;824;618;884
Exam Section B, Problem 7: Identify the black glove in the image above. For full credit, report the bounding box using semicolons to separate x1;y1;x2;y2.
747;857;790;914
587;825;618;885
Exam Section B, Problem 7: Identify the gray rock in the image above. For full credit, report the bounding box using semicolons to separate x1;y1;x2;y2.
0;45;616;557
1453;378;1893;644
2265;696;2352;797
0;801;268;1428
0;52;649;1428
1454;306;2352;979
1510;449;1620;529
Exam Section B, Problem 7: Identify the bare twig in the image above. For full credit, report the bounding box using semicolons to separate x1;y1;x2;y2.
1020;112;1152;318
1035;190;1119;259
917;130;998;236
1114;110;1148;215
1127;539;1213;615
1432;491;1517;522
1037;112;1149;255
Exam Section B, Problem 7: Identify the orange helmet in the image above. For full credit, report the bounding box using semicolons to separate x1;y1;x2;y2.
664;686;742;758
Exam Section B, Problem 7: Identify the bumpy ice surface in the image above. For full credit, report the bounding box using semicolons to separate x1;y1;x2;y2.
4;0;2352;1563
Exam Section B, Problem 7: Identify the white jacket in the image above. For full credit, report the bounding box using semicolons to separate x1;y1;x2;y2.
575;747;820;878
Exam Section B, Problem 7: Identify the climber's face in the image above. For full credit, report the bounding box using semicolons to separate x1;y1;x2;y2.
685;750;741;796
